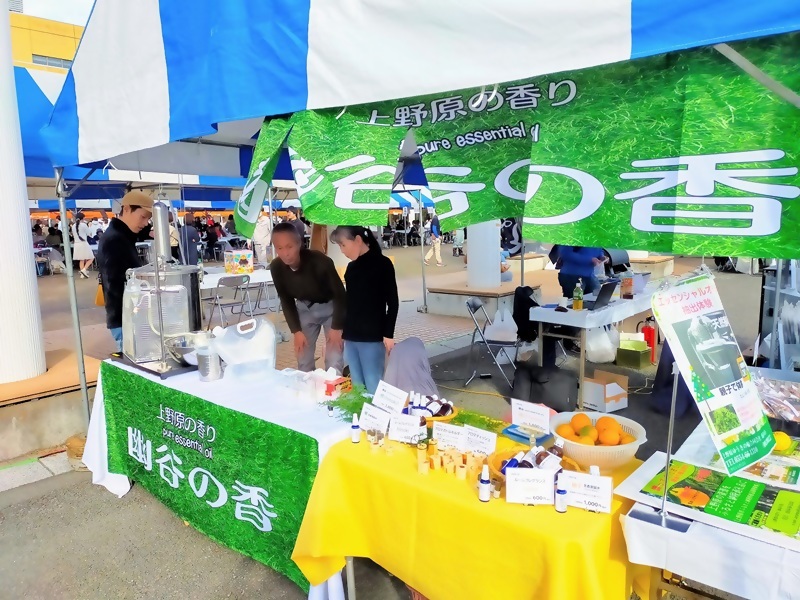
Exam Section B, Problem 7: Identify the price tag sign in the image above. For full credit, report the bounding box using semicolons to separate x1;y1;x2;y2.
360;403;391;434
464;425;497;456
372;380;409;414
505;469;555;505
510;399;551;434
388;414;421;444
432;422;467;452
558;471;613;513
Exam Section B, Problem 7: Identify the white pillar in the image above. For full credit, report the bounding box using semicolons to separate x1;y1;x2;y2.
0;7;47;383
326;227;350;269
467;220;501;289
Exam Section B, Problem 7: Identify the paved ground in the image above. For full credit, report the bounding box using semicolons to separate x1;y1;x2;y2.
4;250;763;600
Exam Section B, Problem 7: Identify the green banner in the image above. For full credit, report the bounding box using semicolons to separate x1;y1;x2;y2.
102;363;317;592
254;33;800;257
236;128;290;239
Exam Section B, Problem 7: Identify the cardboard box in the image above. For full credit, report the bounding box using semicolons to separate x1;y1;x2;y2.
616;340;650;369
224;250;254;274
583;370;628;413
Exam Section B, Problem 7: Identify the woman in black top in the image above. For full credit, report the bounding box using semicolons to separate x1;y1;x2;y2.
331;226;399;394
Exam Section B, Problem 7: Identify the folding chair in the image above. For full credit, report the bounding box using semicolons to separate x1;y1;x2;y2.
205;275;254;329
464;297;518;388
249;265;279;313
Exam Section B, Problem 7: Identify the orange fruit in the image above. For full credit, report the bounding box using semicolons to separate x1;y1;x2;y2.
555;424;575;439
570;413;592;435
579;425;599;443
577;436;595;446
596;416;620;433
599;428;621;446
619;433;636;445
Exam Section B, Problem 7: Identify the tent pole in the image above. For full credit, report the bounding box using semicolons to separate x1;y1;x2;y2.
56;168;91;427
418;194;428;313
267;186;274;260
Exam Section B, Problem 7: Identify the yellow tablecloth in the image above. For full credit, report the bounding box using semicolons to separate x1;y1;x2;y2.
293;436;650;600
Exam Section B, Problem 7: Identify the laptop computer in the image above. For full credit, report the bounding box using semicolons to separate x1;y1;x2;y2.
573;280;618;311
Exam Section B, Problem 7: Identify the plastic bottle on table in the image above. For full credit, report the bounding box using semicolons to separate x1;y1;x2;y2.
572;278;584;310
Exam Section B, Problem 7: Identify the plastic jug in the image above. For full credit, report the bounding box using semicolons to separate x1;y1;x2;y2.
212;318;277;378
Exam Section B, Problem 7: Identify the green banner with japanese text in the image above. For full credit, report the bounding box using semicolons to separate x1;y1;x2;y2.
101;362;317;592
253;33;800;257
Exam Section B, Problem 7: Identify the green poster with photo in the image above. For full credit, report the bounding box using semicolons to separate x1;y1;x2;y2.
252;33;800;257
651;274;775;474
640;459;800;543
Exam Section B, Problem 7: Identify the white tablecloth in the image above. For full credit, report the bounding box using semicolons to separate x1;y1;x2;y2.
620;423;800;599
84;360;350;600
200;269;273;290
529;287;656;329
622;502;800;599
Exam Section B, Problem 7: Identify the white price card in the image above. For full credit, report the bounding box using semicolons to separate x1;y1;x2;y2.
463;425;497;456
372;380;409;414
388;414;421;444
432;422;467;452
558;471;613;513
360;403;391;434
510;399;551;434
505;469;555;505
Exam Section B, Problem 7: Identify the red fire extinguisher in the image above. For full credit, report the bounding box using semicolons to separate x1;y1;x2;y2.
637;317;657;364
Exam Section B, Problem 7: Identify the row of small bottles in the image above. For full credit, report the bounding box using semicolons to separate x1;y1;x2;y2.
408;393;455;418
500;440;565;474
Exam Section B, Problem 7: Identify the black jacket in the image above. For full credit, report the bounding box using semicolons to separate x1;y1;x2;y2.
343;249;399;342
97;218;142;328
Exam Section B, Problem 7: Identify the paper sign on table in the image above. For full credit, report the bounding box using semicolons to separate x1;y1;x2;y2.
372;380;409;414
360;403;392;434
464;425;497;456
510;399;551;434
388;414;421;443
505;468;555;505
559;471;613;513
432;422;467;452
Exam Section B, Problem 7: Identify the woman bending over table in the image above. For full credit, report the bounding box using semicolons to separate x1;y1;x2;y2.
331;226;399;394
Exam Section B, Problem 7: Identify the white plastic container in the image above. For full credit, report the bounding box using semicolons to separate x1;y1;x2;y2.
549;411;647;473
212;318;277;379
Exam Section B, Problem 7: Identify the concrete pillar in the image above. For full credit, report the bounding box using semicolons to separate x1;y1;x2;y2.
0;8;47;383
326;227;350;269
467;220;501;288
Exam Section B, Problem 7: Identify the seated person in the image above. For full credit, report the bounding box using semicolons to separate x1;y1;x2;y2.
31;224;46;246
45;227;62;248
382;337;439;397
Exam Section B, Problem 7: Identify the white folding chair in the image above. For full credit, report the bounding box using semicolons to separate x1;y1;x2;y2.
464;297;518;388
205;275;254;329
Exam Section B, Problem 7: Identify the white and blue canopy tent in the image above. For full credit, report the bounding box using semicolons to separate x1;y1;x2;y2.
37;1;800;596
42;0;800;177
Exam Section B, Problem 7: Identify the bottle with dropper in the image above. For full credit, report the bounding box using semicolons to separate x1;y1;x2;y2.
500;451;525;474
478;465;491;502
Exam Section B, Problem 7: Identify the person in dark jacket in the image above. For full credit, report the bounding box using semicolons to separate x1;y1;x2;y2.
271;223;346;372
331;226;399;393
97;191;154;351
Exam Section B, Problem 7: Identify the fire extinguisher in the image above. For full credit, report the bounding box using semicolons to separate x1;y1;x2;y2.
637;317;657;364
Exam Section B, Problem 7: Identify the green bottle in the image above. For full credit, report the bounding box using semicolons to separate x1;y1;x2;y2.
573;278;584;310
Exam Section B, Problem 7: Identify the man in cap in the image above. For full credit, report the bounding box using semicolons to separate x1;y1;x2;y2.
97;191;154;351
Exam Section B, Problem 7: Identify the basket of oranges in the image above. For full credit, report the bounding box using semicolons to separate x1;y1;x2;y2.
549;412;646;473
